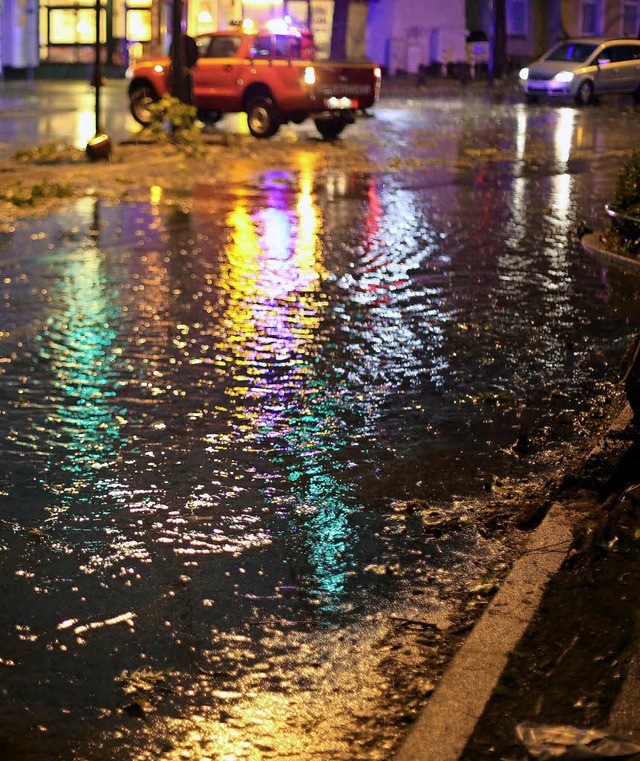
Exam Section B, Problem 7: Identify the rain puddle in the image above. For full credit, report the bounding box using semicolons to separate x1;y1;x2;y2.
1;121;640;760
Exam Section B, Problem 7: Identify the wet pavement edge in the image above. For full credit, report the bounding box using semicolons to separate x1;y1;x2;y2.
394;404;638;761
581;233;640;273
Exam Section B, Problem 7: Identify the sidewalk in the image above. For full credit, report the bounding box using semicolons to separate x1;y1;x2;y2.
379;72;522;101
463;397;640;760
394;397;640;760
392;272;640;761
582;233;640;274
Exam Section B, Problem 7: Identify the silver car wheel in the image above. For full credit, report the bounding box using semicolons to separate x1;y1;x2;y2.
575;80;594;106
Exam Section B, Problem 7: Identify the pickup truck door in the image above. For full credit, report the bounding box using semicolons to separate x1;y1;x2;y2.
268;34;307;95
244;34;308;110
193;34;244;110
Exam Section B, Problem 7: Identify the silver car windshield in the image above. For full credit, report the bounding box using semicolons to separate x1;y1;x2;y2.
545;42;598;63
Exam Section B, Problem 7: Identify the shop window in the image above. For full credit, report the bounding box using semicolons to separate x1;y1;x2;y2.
506;0;527;36
49;8;106;44
126;10;151;42
581;0;603;35
622;0;639;36
49;9;80;43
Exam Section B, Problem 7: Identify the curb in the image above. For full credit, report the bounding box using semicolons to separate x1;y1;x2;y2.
394;404;635;761
581;233;640;272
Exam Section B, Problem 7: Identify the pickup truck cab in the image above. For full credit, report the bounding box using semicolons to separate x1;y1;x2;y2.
126;25;381;139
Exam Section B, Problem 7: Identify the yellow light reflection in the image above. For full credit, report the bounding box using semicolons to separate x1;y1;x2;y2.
213;156;325;389
515;105;527;162
121;613;411;761
77;109;97;147
219;202;261;361
41;109;102;150
294;154;321;279
554;108;575;165
150;184;163;211
550;110;576;219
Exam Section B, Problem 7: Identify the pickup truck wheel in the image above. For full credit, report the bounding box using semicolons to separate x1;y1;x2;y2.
246;97;280;138
130;86;157;126
314;118;348;141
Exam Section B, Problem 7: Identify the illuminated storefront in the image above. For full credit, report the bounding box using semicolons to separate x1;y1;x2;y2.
37;0;168;67
0;0;371;72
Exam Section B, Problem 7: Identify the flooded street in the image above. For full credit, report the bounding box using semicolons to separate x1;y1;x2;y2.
2;90;640;760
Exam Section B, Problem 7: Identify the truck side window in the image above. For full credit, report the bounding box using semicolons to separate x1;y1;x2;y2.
206;36;241;58
274;35;294;58
196;36;212;58
289;39;302;58
251;36;272;57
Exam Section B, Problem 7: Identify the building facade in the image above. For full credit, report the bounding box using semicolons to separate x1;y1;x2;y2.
0;0;346;74
366;0;467;75
0;0;639;76
468;0;640;66
370;0;640;77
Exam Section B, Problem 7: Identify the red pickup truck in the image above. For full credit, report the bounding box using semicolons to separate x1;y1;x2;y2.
126;25;381;139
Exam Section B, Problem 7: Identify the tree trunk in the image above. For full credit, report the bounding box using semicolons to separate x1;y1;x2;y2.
330;0;350;61
489;0;507;81
170;0;188;103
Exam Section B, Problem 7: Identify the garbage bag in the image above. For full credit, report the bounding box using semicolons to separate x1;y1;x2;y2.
516;721;640;759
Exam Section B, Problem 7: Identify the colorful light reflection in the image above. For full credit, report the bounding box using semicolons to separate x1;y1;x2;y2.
207;161;363;605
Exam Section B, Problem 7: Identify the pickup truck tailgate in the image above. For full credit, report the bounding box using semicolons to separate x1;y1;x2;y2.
313;64;379;109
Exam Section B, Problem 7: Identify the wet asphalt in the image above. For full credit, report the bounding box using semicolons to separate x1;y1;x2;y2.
1;73;640;760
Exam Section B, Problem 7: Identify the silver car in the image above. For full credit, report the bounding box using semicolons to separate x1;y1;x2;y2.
519;38;640;105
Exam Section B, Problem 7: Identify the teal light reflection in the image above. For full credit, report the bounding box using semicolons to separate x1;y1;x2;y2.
294;473;351;602
33;228;126;503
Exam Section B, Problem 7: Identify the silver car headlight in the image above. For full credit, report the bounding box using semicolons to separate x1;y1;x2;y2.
519;67;529;81
554;71;574;83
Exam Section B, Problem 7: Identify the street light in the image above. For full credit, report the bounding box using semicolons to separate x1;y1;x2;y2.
86;0;112;161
